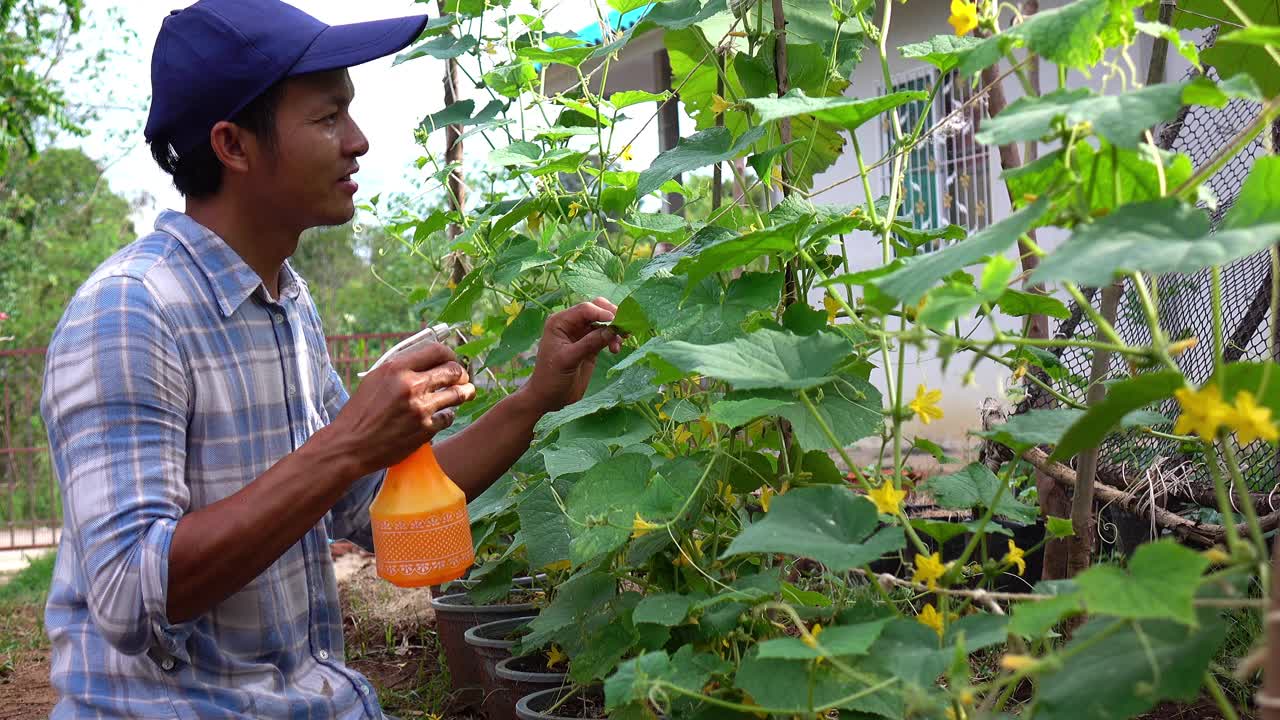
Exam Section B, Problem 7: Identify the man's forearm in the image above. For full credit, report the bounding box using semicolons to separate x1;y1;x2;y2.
434;388;545;500
165;426;365;623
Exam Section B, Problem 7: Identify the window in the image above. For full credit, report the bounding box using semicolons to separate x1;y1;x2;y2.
881;67;992;249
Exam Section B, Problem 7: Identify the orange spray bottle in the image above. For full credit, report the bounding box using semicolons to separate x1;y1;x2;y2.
369;442;475;588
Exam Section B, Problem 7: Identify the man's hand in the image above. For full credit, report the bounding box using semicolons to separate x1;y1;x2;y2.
522;297;623;414
328;342;476;475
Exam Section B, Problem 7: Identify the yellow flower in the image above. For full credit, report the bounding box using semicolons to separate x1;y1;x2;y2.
620;144;634;161
484;41;498;55
673;425;693;445
1000;654;1038;672
447;277;457;291
823;294;841;324
1003;539;1027;576
527;211;543;233
1201;546;1231;565
802;623;823;649
948;0;979;36
910;385;945;425
1229;390;1279;444
631;513;663;538
568;201;583;218
917;603;945;637
469;322;484;336
912;552;948;590
711;93;733;115
867;481;905;515
546;645;568;668
760;484;775;512
632;242;653;258
543;559;571;572
959;688;975;706
1169;336;1199;356
1174;384;1231;440
502;301;523;326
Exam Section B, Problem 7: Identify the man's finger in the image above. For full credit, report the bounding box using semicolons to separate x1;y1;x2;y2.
396;342;458;373
424;408;456;435
591;296;619;314
412;362;469;394
562;327;616;369
552;301;616;336
419;382;477;416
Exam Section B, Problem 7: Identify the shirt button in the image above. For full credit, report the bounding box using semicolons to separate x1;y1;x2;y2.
160;658;175;671
274;313;285;324
359;684;369;695
287;384;298;397
318;649;329;661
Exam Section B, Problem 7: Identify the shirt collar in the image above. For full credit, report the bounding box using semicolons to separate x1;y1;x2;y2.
155;210;301;317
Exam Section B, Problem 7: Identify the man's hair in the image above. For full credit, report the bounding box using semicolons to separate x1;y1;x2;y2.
148;82;286;198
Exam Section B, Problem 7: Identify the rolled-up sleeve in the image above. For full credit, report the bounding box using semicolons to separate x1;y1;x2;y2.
41;274;195;660
320;362;385;551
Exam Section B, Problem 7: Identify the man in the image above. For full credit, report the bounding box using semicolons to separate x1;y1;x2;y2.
39;1;621;717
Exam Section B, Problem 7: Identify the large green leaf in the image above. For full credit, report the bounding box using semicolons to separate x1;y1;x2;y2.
977;84;1187;149
633;593;696;626
606;647;731;711
418;99;505;136
566;454;653;566
721;485;906;571
673;218;811;288
516;36;595;67
1003;141;1194;216
872;198;1048;303
976;408;1085;451
520;571;616;650
636;125;766;198
484;306;545;369
734;653;898;715
1008;581;1085;638
1075;541;1210;626
778;375;884;451
1051;372;1183;461
1177;0;1280;95
745;88;928;131
564;245;645;302
534;365;660;436
900;34;983;72
756;618;892;660
650;329;852;390
540;439;612;481
1222;156;1280;230
1032;198;1280;286
958;0;1144;75
517;478;575;570
920;463;1039;524
393;33;477;64
1034;610;1227;720
1220;360;1280;425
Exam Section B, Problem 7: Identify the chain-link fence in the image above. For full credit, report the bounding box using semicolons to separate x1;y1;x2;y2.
1026;29;1280;492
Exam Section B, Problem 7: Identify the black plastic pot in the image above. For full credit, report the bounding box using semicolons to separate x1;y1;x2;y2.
515;686;606;720
464;616;538;720
431;591;538;709
491;654;569;720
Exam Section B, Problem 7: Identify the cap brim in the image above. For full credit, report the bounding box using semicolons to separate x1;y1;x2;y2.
290;14;429;76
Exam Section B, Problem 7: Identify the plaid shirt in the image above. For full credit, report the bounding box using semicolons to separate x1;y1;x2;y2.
41;210;390;719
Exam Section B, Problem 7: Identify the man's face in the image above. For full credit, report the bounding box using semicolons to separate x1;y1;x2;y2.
250;69;368;229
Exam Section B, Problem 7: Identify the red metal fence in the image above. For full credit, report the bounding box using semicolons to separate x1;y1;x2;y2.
0;332;413;550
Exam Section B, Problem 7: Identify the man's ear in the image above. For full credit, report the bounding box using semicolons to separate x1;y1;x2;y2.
209;120;251;175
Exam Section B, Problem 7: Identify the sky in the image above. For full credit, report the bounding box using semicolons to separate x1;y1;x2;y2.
58;0;664;231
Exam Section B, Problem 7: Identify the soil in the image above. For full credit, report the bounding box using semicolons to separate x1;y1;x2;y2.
0;650;56;720
522;688;605;719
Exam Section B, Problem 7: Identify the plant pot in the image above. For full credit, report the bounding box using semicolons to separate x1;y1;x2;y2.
490;654;569;720
431;591;538;709
465;615;538;720
515;686;606;720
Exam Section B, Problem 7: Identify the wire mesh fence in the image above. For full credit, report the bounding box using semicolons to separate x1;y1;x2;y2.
1026;29;1280;492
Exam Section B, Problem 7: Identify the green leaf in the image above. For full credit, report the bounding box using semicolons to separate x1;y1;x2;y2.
1051;372;1183;461
633;594;695;626
996;289;1072;319
620;212;687;239
417;99;505;136
521;570;616;650
734;653;896;715
977;408;1084;451
775;376;885;451
1004;141;1195;216
651;329;851;391
606;647;730;711
535;365;660;436
437;270;484;323
911;518;1013;544
518;478;575;570
484;306;545;369
748;140;803;188
722;485;906;571
873;197;1048;303
483;60;539;98
745;88;929;131
1075;540;1210;625
610;90;672;109
1136;21;1201;67
636;125;766;198
1223;156;1280;230
517;37;595;67
1046;516;1075;538
394;33;477;64
977;84;1186;149
756;619;892;660
1218;24;1280;46
900;34;983;72
540;439;612;481
1220;360;1280;424
943;614;1009;652
1031;198;1280;286
708;397;792;427
1192;0;1280;96
566;454;654;566
673;218;811;288
492;238;557;285
920;463;1039;524
1009;582;1084;638
564;245;644;302
1034;611;1227;720
488;141;541;167
959;0;1144;75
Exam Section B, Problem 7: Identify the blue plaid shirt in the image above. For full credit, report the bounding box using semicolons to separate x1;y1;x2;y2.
41;210;390;719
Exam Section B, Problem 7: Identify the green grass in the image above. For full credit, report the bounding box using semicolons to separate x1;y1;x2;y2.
0;552;55;605
0;552;56;662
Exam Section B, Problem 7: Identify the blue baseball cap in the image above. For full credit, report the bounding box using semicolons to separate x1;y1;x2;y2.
145;0;428;155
